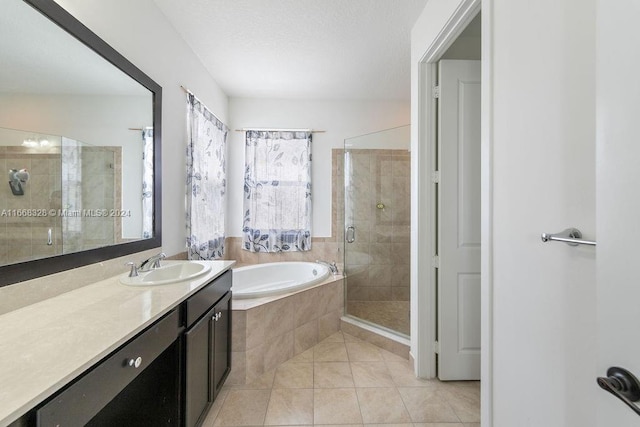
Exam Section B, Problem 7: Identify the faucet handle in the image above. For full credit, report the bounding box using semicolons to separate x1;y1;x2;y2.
125;261;139;277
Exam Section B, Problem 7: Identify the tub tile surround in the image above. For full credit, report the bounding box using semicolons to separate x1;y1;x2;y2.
229;277;345;385
225;148;411;352
203;331;480;426
225;237;343;273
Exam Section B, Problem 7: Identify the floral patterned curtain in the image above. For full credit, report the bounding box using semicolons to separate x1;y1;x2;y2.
243;130;312;252
141;127;154;239
186;93;228;260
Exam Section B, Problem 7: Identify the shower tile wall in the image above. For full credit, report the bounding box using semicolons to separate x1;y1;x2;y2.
0;146;62;265
64;147;121;252
335;148;411;336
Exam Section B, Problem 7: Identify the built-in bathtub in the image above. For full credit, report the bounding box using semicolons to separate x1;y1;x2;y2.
232;261;330;299
228;261;344;385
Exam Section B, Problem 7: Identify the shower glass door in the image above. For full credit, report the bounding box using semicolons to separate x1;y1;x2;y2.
343;125;411;337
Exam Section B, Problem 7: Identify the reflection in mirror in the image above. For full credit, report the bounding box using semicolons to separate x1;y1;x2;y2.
0;0;161;285
0;126;154;266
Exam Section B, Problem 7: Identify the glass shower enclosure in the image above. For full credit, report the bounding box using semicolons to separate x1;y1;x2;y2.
341;125;411;337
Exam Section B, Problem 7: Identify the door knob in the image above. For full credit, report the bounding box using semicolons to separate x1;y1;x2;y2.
597;366;640;416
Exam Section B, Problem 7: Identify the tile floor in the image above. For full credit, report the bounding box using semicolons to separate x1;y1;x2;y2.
203;331;480;426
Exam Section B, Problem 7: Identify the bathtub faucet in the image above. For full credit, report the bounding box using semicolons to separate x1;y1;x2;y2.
139;252;166;272
316;260;339;275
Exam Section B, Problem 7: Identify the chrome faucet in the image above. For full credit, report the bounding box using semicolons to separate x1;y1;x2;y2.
316;260;339;275
139;252;166;272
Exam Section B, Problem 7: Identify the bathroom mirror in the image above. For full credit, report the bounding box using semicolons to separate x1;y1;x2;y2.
0;0;162;286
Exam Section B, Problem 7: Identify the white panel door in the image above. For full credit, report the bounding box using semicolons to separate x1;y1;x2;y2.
596;0;640;424
438;60;481;381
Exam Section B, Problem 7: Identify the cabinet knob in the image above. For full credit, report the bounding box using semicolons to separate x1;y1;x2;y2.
127;356;142;368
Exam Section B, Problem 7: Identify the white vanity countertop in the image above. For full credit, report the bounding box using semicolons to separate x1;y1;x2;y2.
0;260;235;426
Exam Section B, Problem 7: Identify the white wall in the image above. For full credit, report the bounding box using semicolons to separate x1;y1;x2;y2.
54;0;229;256
227;98;410;237
412;0;596;425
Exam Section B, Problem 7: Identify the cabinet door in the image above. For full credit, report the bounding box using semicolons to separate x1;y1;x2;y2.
184;311;212;427
212;291;231;399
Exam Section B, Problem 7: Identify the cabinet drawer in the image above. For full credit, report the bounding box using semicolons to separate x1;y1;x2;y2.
186;270;231;327
37;309;181;426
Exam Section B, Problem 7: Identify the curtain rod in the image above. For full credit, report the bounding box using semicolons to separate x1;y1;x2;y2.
235;128;325;133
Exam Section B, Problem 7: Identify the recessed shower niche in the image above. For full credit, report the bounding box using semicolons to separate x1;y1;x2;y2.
0;126;124;265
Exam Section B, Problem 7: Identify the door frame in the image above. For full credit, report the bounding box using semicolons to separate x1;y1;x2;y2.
412;0;492;423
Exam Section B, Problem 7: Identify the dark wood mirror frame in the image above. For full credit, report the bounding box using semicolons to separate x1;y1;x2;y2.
0;0;162;287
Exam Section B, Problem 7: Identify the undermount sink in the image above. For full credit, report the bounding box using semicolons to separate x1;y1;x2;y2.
120;262;211;286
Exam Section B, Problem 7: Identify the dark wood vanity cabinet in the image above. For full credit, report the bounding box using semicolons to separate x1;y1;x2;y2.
184;270;232;427
36;309;183;426
23;269;233;427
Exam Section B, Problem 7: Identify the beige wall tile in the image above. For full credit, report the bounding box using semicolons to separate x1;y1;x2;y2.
231;310;247;352
319;280;343;315
264;332;294;372
263;296;294;340
226;351;247;385
246;344;266;384
318;309;342;341
245;305;266;350
292;287;321;327
294;320;318;355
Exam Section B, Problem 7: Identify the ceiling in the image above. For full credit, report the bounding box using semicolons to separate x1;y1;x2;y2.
152;0;428;101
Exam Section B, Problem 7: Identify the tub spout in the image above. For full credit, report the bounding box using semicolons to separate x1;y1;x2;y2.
316;260;339;275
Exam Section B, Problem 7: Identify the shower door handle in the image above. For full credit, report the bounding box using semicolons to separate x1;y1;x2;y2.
346;226;356;243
